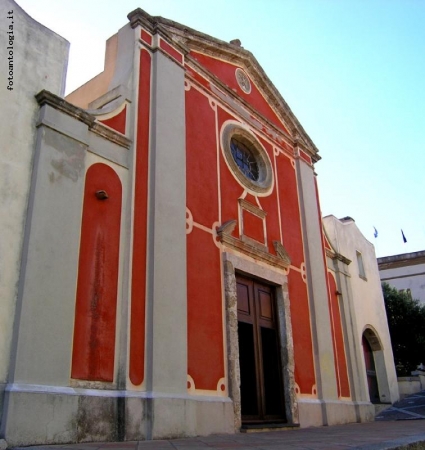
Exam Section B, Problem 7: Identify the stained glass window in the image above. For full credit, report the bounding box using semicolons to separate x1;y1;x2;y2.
230;137;259;181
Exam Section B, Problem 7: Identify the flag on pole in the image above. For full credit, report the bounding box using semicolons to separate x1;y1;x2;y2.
401;229;407;243
373;227;378;238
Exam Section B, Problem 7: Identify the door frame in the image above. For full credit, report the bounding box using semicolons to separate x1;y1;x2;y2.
361;326;392;405
223;251;299;430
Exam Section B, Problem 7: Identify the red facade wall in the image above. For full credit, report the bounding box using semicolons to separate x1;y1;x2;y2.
185;53;319;395
71;163;122;382
276;154;305;268
186;88;219;227
187;227;224;390
121;41;343;399
288;271;316;394
186;86;225;390
129;48;151;386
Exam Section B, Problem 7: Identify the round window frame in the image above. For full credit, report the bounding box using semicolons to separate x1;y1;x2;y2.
221;123;274;195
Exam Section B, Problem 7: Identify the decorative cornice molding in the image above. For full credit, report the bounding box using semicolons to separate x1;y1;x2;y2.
216;220;289;271
127;8;190;56
91;123;131;148
127;8;155;31
325;248;351;266
35;90;131;149
36;90;94;126
238;198;267;219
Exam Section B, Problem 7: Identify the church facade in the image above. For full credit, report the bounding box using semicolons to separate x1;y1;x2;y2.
0;2;398;446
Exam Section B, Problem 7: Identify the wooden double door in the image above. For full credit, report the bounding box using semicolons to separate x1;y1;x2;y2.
236;275;286;423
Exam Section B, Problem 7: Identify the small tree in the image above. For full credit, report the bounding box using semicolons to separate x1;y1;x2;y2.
382;282;425;376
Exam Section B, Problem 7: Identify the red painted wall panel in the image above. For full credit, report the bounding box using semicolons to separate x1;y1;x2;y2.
242;210;264;243
218;108;245;232
129;49;151;386
259;190;282;253
287;271;316;394
186;88;219;227
276;154;304;267
253;138;281;253
160;38;183;64
187;227;224;390
99;106;127;135
141;29;152;46
71;163;122;382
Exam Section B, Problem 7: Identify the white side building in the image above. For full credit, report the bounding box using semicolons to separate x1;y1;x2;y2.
0;0;69;426
378;251;425;305
323;215;399;407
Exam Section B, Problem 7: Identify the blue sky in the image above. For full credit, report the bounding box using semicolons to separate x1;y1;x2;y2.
17;0;425;258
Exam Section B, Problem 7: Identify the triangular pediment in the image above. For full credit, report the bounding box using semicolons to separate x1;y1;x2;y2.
128;8;320;162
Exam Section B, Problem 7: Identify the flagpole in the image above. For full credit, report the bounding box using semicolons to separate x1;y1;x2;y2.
373;226;380;257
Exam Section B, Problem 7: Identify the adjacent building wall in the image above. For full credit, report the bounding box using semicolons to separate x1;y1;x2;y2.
378;251;425;305
0;0;69;422
323;215;399;406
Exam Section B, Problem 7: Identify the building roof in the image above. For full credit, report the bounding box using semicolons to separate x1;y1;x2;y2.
377;251;425;270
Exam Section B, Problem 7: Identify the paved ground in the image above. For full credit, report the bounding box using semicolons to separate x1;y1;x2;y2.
11;391;425;450
376;390;425;421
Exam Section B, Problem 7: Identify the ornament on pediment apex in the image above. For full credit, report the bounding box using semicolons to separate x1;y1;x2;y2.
273;241;291;265
230;39;242;47
216;220;237;237
235;68;251;94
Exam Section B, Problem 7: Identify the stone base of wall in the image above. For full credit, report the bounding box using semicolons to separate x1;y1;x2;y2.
0;385;234;446
298;399;375;427
398;376;425;400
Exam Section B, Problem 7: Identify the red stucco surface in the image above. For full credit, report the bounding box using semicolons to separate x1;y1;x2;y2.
71;163;122;382
129;49;151;386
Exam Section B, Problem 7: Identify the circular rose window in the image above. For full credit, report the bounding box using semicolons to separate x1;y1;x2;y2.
221;123;274;195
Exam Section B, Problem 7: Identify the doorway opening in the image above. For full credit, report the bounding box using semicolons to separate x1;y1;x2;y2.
236;274;286;423
362;334;380;404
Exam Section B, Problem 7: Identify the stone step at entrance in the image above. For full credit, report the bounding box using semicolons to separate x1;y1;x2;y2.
241;423;300;433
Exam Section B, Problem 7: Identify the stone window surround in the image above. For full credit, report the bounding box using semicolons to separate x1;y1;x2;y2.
221;122;274;196
222;251;299;430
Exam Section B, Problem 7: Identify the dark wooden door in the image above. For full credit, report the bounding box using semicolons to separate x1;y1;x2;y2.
236;275;286;423
362;335;380;404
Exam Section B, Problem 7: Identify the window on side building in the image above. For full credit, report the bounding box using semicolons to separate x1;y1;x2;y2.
356;251;366;279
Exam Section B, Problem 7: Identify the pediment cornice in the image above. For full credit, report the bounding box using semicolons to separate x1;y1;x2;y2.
126;9;320;162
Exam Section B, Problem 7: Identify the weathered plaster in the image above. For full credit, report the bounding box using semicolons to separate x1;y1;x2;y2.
0;0;69;425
